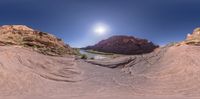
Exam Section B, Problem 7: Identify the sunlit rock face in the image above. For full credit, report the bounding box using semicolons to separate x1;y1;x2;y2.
185;27;200;45
0;25;75;56
0;25;34;31
187;28;200;40
85;35;158;55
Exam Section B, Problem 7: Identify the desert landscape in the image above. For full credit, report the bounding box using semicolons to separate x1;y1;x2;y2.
0;25;199;99
1;0;200;99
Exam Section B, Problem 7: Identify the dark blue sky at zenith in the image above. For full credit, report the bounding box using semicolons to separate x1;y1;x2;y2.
0;0;200;47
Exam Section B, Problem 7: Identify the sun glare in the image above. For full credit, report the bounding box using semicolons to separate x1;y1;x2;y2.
93;23;108;35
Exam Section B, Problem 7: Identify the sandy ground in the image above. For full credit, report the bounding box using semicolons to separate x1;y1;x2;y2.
0;45;199;99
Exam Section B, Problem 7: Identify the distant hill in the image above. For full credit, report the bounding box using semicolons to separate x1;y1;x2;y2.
84;35;158;55
0;25;75;56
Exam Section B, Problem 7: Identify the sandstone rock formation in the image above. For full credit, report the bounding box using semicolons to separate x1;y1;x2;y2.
0;25;83;97
87;44;200;96
185;27;200;45
85;35;158;55
0;25;75;56
1;25;200;99
85;29;200;96
0;46;81;96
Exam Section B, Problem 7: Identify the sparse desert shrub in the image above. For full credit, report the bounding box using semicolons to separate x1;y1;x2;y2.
81;54;88;59
73;48;81;55
165;42;178;47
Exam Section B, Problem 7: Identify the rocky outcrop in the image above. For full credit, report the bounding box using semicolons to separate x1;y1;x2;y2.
0;25;75;56
86;43;200;95
85;35;158;55
185;27;200;45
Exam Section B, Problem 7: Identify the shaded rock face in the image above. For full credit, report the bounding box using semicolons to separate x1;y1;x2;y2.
85;35;158;55
0;25;74;56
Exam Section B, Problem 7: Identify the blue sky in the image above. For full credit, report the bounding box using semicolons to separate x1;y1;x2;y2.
0;0;200;47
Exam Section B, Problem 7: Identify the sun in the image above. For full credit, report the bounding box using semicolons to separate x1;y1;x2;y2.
94;26;106;35
93;23;108;35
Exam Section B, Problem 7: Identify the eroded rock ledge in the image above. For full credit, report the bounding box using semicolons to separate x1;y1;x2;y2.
0;25;75;56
